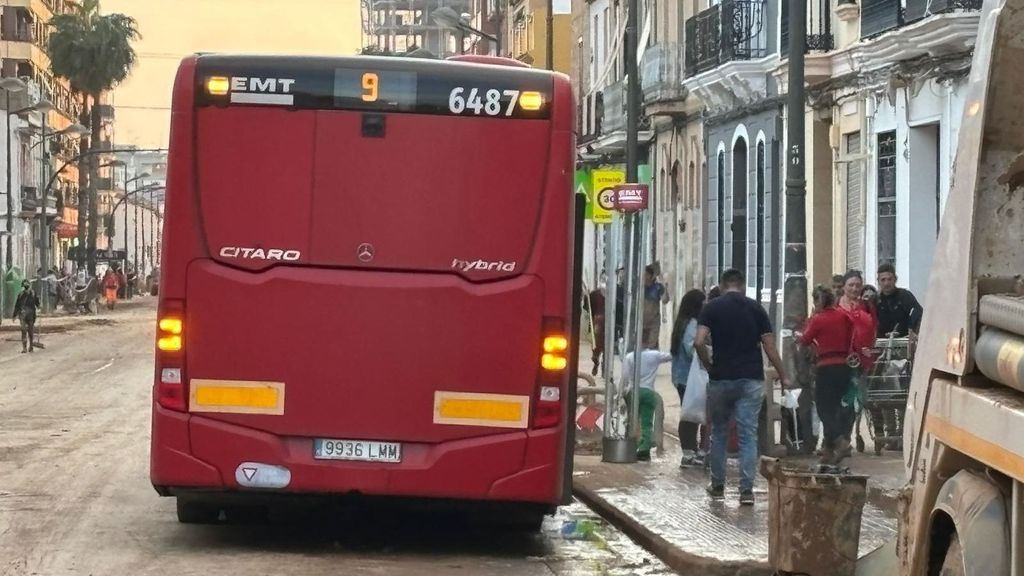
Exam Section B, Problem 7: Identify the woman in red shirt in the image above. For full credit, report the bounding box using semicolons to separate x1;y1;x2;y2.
799;285;855;465
838;270;879;371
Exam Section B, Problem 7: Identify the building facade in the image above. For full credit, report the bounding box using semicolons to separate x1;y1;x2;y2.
1;0;84;278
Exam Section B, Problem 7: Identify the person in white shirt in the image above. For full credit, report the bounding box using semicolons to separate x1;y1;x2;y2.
621;346;673;461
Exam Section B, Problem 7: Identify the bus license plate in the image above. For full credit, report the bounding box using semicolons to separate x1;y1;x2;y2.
313;439;401;463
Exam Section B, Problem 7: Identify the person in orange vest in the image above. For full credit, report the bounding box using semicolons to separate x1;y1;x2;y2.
102;269;120;310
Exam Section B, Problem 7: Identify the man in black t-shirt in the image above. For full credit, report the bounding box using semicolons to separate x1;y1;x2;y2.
695;269;789;506
875;263;923;339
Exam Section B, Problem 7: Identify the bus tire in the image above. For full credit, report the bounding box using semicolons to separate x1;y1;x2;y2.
940;533;965;576
176;499;220;524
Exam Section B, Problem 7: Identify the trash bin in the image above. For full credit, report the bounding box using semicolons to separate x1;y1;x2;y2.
2;266;24;318
760;457;869;576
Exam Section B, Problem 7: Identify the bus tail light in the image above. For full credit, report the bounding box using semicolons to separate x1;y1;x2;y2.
156;300;187;412
535;319;567;428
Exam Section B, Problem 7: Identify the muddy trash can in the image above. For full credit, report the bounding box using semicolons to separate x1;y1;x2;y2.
760;457;868;576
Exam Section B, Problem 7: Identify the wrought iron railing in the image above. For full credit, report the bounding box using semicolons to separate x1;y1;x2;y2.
684;0;768;77
780;0;834;56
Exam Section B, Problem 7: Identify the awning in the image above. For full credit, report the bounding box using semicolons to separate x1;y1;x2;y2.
56;222;78;239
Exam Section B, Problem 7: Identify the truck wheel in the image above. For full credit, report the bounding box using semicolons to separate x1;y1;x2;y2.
176;499;220;524
939;533;965;576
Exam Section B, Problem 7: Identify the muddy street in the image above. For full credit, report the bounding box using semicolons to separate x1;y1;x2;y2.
0;301;668;576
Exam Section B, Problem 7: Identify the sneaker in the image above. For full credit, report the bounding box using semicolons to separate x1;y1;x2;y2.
636;450;651;462
834;438;853;464
739;490;755;506
680;454;705;468
706;484;725;499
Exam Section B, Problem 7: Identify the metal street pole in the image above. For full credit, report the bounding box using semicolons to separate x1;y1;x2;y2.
133;180;139;279
784;0;809;384
545;0;554;70
140;183;146;276
122;165;129;297
38;107;48;312
602;0;643;463
5;90;13;271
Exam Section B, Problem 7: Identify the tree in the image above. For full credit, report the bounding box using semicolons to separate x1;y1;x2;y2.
47;0;140;274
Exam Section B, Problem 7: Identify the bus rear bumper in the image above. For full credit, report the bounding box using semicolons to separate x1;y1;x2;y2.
151;409;564;505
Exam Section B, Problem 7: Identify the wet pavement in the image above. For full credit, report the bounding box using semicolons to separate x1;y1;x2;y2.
575;341;905;574
573;445;898;575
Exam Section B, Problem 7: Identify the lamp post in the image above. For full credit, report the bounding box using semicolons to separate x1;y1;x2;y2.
432;6;500;55
106;181;159;299
35;121;87;312
128;172;149;293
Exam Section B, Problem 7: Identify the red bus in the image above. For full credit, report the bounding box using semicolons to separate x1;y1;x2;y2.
151;53;580;527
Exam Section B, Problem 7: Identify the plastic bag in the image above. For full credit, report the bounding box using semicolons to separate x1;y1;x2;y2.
680;359;709;424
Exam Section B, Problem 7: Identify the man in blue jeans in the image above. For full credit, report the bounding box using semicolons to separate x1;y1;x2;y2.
695;268;789;505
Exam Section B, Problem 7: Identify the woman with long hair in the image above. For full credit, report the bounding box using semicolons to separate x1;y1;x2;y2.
671;289;707;466
838;270;878;456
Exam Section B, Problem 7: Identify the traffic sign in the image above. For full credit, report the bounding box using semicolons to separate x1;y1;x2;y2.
613;184;649;212
591;170;624;224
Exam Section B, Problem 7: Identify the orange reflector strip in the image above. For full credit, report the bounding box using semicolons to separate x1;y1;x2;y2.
438;398;523;422
543;335;568;353
189;379;286;415
433;392;530;429
519;91;544;110
157;335;182;352
159;317;183;335
195;386;279;409
541;353;568;371
206;76;230;95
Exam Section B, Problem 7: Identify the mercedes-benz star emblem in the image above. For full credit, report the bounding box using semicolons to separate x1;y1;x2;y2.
357;243;375;262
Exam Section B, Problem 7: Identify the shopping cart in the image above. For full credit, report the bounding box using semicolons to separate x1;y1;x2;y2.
858;334;913;455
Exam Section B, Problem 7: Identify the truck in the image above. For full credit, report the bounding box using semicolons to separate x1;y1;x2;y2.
891;0;1024;572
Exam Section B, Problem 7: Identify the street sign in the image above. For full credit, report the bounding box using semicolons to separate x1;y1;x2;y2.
591;170;624;224
575;171;593;220
613;184;649;212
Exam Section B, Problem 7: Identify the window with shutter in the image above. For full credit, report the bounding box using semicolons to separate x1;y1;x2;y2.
845;132;863;271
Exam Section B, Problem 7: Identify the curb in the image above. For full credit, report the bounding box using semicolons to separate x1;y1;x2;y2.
573;481;774;576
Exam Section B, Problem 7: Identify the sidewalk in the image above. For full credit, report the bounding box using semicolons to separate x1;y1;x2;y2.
0;296;153;334
574;341;905;574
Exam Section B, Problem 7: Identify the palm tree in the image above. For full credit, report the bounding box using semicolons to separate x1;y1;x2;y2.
47;0;140;274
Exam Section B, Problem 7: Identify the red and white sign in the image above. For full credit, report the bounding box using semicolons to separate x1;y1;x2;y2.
612;184;649;212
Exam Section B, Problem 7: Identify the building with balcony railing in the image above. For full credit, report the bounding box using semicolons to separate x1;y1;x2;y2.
681;0;790;298
788;0;984;296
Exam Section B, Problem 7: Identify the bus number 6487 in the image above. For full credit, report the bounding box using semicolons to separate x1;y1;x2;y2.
448;87;520;116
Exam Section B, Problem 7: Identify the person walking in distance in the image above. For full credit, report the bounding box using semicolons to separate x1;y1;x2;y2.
671;289;708;466
621;343;673;461
13;280;40;353
586;279;607;376
102;269;120;310
642;265;670;348
695;269;789;505
798;286;855;465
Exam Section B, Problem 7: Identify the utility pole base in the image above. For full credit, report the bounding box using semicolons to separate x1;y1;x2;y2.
602;437;639;463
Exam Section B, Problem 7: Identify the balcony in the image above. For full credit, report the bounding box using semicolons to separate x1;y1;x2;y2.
847;0;981;72
684;0;768;77
96;103;115;121
95;176;115;191
780;0;834;56
2;27;34;43
861;0;981;37
602;79;625;134
641;42;687;106
19;186;38;218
